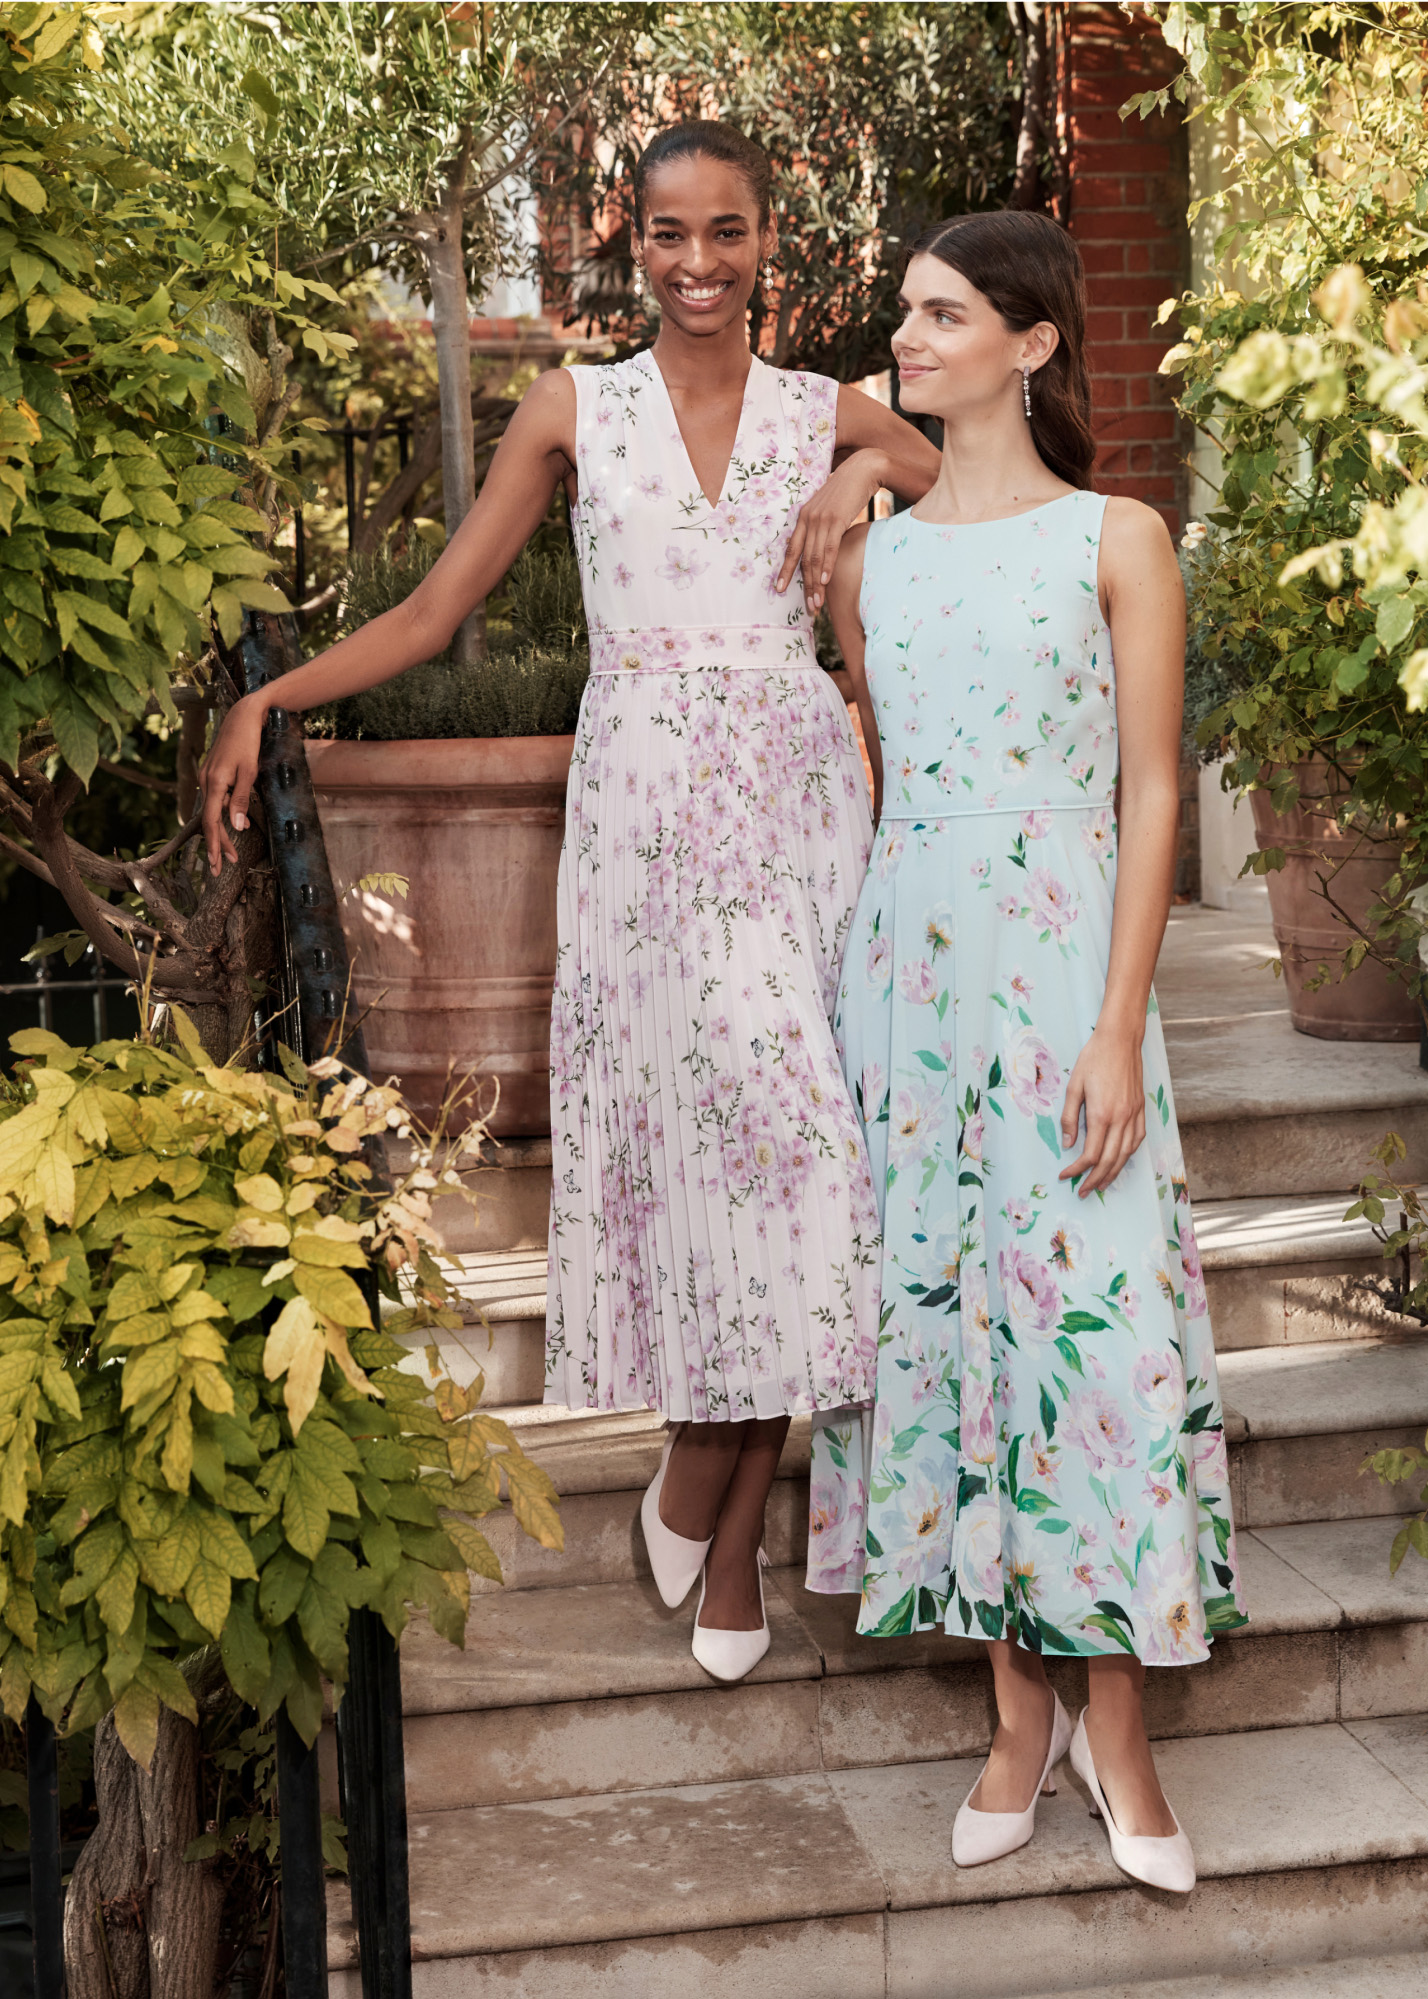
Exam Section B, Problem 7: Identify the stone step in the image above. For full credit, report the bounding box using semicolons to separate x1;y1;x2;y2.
445;1335;1428;1593
1022;1952;1428;1999
393;1516;1428;1814
1156;905;1428;1203
325;1718;1428;1997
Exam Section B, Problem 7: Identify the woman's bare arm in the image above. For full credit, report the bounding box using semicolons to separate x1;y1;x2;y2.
825;521;882;824
776;386;939;611
1059;498;1185;1196
200;369;577;871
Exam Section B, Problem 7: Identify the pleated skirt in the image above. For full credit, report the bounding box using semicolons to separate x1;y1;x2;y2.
544;664;882;1421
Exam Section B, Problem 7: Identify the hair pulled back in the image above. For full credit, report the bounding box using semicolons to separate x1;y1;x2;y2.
632;120;772;231
911;211;1096;490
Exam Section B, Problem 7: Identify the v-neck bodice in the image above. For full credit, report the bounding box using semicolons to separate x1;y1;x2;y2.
568;350;839;671
647;351;756;511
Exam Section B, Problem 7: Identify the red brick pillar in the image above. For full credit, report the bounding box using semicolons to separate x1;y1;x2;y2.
1060;2;1189;536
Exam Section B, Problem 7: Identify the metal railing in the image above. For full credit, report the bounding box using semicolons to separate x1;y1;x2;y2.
0;930;136;1042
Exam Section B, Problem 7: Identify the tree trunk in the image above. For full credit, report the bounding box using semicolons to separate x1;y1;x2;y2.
1008;1;1047;210
414;141;485;665
64;1714;151;1999
136;1704;225;1999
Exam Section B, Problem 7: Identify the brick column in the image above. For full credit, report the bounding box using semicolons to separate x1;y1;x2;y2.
1060;2;1189;534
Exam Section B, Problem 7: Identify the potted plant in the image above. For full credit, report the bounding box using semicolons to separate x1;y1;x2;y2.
1147;7;1428;1044
306;539;588;1134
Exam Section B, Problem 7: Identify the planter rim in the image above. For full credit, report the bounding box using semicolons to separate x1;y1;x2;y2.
305;733;576;790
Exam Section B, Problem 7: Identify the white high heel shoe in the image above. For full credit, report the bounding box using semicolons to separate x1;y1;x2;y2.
690;1548;771;1683
1069;1709;1196;1894
952;1690;1073;1866
640;1426;713;1609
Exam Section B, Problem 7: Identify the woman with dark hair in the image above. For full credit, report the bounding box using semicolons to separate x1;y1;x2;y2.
200;122;940;1681
809;210;1246;1889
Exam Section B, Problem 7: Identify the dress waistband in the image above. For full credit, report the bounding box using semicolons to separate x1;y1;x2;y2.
590;624;820;674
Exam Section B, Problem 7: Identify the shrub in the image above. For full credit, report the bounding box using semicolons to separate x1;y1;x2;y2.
314;537;589;741
0;1019;560;1764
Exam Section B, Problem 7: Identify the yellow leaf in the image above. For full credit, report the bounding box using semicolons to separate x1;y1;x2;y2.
322;1319;379;1401
504;1456;563;1552
293;1264;371;1330
443;1515;502;1582
264;1295;325;1435
113;1680;159;1770
185;1557;231;1638
235;1173;284;1213
227;1215;291;1250
160;1396;193;1492
1;166;46;216
32;1146;74;1225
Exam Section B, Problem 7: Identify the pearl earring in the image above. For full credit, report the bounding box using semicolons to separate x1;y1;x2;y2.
1023;366;1032;419
633;265;644;299
763;258;775;289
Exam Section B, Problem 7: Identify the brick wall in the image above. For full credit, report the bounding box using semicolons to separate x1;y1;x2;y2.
1061;1;1189;535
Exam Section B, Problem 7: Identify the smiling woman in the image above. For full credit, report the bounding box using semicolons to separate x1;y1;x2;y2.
198;120;941;1687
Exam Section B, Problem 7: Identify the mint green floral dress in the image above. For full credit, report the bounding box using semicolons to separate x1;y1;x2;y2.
807;492;1247;1667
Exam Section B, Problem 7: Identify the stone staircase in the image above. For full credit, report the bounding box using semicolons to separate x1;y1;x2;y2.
327;907;1428;1996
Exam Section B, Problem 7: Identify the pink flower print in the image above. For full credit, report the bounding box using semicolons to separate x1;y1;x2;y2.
889;1084;948;1166
1178;1221;1209;1319
1009;969;1034;1003
1025;1428;1061;1493
808;1472;864;1574
897;958;938;1005
699;629;725;647
1070;759;1091;784
1021;810;1050;840
1006;1027;1062;1120
956;1495;1004;1602
962;1380;998;1464
741;631;762;653
859;1060;887;1116
998;1245;1061;1341
1003;1195;1034;1231
1072;1560;1109;1595
924;904;954;957
961;1110;984;1162
1061;1389;1138;1472
1081;808;1116;862
1139;1545;1204;1663
1121;1285;1142;1321
638;474;666;498
1048;1219;1085;1273
866;935;892;988
1131;1348;1185;1424
998;893;1021;921
612;562;633;589
1027;867;1077;941
1144;1474;1176;1510
1109;1506;1138;1552
657;544;708;591
1192;1425;1231;1494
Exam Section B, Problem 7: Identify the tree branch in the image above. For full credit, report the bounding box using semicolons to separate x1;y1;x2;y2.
96;759;180;798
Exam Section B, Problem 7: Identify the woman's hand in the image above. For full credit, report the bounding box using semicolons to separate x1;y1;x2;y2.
200;692;269;875
775;447;890;612
1058;1026;1147;1197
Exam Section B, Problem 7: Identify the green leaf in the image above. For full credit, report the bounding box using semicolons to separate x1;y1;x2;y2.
283;1463;330;1561
258;1546;309;1626
113;1679;159;1769
219;1596;271;1705
185;1557;232;1638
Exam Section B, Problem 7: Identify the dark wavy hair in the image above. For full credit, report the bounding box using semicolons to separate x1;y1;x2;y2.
909;211;1096;490
631;120;772;231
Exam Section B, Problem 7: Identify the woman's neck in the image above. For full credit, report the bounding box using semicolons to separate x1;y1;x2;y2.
650;317;754;398
915;407;1070;525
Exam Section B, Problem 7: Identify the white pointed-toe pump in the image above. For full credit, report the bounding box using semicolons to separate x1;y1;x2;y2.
1069;1709;1196;1894
952;1690;1073;1867
640;1426;713;1609
690;1548;771;1683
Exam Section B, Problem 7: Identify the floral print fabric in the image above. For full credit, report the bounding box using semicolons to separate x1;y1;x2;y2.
544;353;881;1421
807;493;1247;1665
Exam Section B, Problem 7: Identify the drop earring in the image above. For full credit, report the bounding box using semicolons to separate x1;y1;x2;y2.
633;264;644;300
763;258;775;290
1022;366;1032;419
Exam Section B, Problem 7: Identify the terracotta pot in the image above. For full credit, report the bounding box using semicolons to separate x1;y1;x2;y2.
1249;763;1419;1042
306;735;574;1134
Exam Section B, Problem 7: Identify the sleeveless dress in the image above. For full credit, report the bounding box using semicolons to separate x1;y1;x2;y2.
807;493;1248;1667
544;351;882;1423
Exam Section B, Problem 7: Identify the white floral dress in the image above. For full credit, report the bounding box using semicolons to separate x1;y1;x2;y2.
808;493;1247;1667
544;352;881;1422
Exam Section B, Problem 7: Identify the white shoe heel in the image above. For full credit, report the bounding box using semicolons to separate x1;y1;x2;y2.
640;1426;712;1609
1069;1709;1196;1894
952;1692;1073;1867
690;1548;771;1683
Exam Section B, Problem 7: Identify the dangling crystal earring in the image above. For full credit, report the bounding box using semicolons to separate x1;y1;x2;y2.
1023;366;1032;419
633;264;644;300
763;258;775;289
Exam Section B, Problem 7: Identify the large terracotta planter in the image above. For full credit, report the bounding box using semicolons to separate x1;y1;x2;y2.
1250;763;1419;1042
306;735;574;1133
